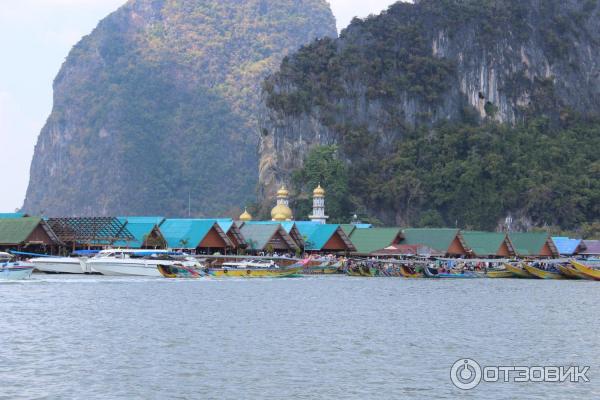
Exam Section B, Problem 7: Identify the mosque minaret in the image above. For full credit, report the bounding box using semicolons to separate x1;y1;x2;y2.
308;184;328;224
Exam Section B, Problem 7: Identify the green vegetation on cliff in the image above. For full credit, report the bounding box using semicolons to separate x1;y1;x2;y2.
264;0;600;232
24;0;336;217
293;116;600;232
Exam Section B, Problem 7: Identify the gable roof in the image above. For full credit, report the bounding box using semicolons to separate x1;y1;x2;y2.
340;224;356;237
401;228;462;254
114;217;166;248
462;231;513;257
0;217;57;245
581;240;600;255
349;227;403;255
208;219;246;247
552;237;582;255
509;232;557;257
240;221;304;248
159;219;232;249
239;224;298;251
46;217;134;245
295;222;356;251
371;243;442;257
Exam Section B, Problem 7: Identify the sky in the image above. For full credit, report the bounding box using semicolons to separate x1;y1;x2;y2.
0;0;398;211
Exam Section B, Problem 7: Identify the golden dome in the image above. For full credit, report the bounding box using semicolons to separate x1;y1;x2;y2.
239;208;253;222
276;185;289;197
271;204;293;221
313;184;325;197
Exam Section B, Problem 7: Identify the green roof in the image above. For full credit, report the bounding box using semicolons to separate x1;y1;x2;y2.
340;224;356;236
401;228;461;253
239;224;297;251
0;217;43;245
462;231;508;256
349;228;402;255
509;232;554;256
159;219;229;249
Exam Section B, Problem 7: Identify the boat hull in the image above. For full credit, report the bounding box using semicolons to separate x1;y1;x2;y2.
399;266;423;278
306;262;340;275
504;263;534;278
158;264;203;279
476;270;514;279
87;260;164;277
570;260;600;281
30;258;86;274
523;264;566;280
557;265;589;280
208;266;302;278
0;265;34;280
423;267;478;279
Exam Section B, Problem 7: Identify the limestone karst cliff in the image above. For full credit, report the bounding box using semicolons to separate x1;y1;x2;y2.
23;0;337;217
259;0;600;229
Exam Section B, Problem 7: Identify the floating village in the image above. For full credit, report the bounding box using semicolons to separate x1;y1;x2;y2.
1;184;599;281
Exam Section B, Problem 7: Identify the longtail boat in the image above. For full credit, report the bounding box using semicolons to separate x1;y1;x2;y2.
522;263;566;280
346;265;377;277
359;266;377;277
399;265;423;278
557;264;589;280
423;266;478;279
475;269;514;279
158;264;204;279
306;261;341;275
208;259;306;278
504;263;534;278
569;260;600;281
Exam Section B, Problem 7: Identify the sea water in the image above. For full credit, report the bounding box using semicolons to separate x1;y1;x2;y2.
0;275;599;399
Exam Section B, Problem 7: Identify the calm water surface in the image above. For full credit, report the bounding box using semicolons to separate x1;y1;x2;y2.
1;275;599;399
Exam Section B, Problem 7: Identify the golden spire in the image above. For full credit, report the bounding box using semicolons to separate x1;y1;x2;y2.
239;208;253;222
313;183;325;197
277;185;289;197
271;183;293;221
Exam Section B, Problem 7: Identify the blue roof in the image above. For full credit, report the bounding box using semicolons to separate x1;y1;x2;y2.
295;222;341;251
119;216;165;225
114;224;157;248
193;218;236;234
217;220;234;233
0;213;25;219
114;217;165;248
552;237;582;255
159;219;220;249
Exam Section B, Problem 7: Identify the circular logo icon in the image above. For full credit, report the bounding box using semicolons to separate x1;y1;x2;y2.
450;358;482;390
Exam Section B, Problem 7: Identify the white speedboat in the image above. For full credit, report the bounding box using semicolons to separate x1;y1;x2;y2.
29;256;88;274
86;249;197;277
0;252;35;280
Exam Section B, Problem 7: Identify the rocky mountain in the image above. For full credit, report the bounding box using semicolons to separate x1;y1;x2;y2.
23;0;336;217
259;0;600;230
